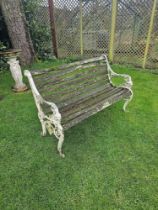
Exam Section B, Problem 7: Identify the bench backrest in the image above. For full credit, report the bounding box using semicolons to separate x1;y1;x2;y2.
31;56;110;107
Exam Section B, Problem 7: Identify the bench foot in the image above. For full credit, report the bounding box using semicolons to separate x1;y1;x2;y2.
123;92;133;112
39;114;65;157
57;133;65;158
41;123;47;136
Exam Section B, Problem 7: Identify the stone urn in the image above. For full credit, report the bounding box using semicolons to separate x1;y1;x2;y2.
0;49;28;92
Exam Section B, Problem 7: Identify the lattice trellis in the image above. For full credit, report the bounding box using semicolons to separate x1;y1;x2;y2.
54;0;158;70
114;0;154;67
82;0;111;56
54;0;80;57
53;0;112;58
23;0;158;70
147;1;158;69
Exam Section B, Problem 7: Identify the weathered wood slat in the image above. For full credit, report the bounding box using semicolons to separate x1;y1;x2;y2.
37;66;108;93
31;57;106;78
63;89;130;130
41;76;109;103
42;87;129;122
57;83;111;108
56;56;106;70
35;65;109;109
33;63;107;88
33;62;106;80
60;87;124;118
59;85;114;113
61;88;127;123
35;63;101;78
41;81;106;105
30;68;56;76
43;82;111;112
51;83;107;105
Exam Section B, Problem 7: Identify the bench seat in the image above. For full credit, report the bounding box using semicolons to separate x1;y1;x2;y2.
61;86;131;130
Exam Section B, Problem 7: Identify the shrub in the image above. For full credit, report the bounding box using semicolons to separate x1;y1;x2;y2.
22;0;52;60
0;41;9;72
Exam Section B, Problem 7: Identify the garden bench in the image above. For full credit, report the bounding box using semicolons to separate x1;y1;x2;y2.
24;55;133;157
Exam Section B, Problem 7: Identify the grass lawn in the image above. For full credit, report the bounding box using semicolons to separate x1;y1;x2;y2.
0;61;158;210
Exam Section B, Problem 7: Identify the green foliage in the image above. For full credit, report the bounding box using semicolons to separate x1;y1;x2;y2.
22;0;52;59
0;62;158;209
0;8;11;72
0;41;9;72
0;8;11;48
0;41;6;51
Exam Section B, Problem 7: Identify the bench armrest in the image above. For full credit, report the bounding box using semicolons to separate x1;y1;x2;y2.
24;70;62;136
103;54;133;111
110;72;133;89
103;54;133;89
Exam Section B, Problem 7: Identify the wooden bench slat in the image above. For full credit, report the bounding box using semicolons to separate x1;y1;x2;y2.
46;80;108;103
56;56;106;70
63;89;130;130
42;78;109;105
59;85;113;113
61;87;127;124
57;83;111;109
34;64;107;91
60;86;122;118
42;83;111;114
33;62;106;83
38;67;108;96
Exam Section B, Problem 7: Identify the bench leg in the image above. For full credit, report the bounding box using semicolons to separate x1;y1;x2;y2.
57;134;65;158
38;110;65;157
123;92;133;112
38;112;47;136
54;125;65;158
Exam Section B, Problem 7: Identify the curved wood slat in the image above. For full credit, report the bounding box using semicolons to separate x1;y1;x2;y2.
44;82;110;110
41;77;109;104
33;63;107;88
60;85;113;113
37;67;108;94
60;86;123;118
63;89;131;130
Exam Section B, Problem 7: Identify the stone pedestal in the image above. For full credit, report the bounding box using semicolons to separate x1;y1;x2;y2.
7;57;28;92
0;49;28;92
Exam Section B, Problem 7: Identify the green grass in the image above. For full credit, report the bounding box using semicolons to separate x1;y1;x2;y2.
0;61;158;210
